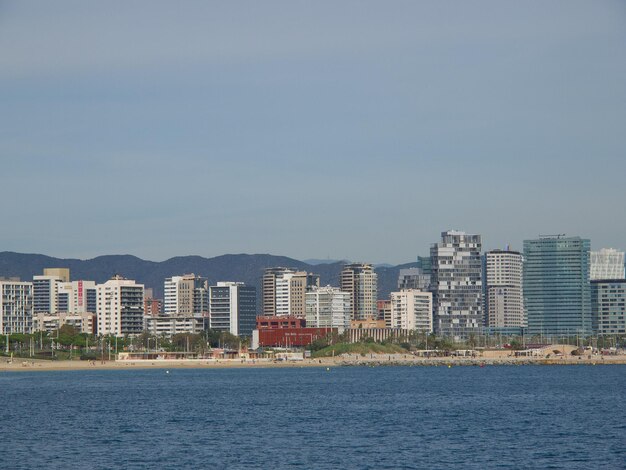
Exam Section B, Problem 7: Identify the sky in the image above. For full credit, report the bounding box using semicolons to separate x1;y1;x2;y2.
1;0;625;264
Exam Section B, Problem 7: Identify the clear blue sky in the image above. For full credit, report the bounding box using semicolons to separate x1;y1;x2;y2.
1;1;625;264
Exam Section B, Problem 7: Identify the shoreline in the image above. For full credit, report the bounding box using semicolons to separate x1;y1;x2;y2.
2;354;625;372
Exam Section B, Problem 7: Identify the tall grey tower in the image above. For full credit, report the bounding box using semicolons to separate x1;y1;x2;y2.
430;230;483;338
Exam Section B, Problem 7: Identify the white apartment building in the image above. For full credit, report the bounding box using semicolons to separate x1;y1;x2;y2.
0;279;33;334
484;249;525;328
590;248;625;280
96;276;144;336
57;280;97;314
390;289;433;333
144;315;205;337
305;286;351;329
33;312;95;335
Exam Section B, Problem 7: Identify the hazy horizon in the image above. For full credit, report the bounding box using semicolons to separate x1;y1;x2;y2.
2;1;625;264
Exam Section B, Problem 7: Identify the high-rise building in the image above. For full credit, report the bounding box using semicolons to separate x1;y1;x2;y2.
32;268;71;315
591;280;626;335
523;235;591;336
484;249;525;329
163;274;209;315
209;282;257;336
397;268;430;291
0;279;33;334
430;231;483;338
262;268;319;317
57;280;97;314
590;248;625;280
96;276;144;336
390;289;433;333
305;286;351;329
340;263;378;320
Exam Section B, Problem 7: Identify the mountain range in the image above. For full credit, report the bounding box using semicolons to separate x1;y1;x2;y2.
0;252;417;302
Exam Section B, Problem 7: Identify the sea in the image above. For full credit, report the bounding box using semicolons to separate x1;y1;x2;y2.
1;365;625;469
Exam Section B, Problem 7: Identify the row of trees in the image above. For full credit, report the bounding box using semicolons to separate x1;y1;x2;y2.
2;325;624;359
0;325;245;359
308;330;626;352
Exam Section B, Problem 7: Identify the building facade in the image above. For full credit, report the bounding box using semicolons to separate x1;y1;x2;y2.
262;268;319;317
390;289;433;333
144;315;205;336
164;274;209;315
523;236;591;336
305;286;351;329
33;312;95;335
340;263;378;320
0;279;33;334
590;248;625;281
144;287;163;316
484;249;525;329
397;268;430;291
96;276;145;336
430;231;483;338
209;282;257;336
591;280;626;335
57;280;97;314
377;300;392;328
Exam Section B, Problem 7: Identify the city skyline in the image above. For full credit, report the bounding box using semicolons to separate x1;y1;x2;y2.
1;1;625;264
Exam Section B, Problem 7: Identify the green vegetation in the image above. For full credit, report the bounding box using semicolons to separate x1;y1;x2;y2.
312;342;407;358
0;327;250;361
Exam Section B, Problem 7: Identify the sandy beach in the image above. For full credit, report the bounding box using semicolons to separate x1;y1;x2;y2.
2;352;625;372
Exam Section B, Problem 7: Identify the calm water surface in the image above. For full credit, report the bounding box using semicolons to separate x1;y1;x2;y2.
1;365;625;469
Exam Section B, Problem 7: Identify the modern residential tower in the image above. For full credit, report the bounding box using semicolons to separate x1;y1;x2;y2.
340;263;378;320
96;275;145;336
164;274;209;315
209;282;257;337
430;231;483;338
484;249;525;329
0;279;33;334
591;279;626;336
262;268;319;317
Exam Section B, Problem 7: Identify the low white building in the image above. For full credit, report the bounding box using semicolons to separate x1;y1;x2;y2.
32;312;95;334
144;315;206;336
305;286;351;329
390;289;433;333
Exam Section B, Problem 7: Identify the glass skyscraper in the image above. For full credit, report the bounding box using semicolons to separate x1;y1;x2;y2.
523;236;591;336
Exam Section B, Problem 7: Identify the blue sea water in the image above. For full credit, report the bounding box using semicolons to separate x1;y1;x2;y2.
1;365;625;469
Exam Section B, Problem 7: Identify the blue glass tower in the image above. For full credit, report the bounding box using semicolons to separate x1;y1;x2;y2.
523;236;591;336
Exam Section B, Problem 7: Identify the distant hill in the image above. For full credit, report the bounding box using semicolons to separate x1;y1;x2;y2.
303;258;348;265
0;251;418;304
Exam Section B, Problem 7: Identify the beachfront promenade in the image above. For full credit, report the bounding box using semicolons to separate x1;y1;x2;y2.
2;349;626;372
